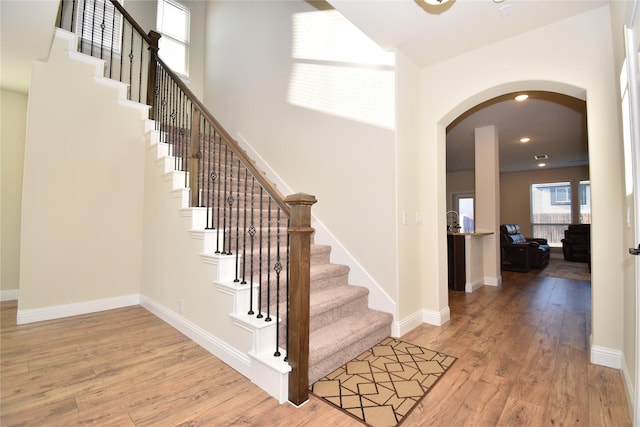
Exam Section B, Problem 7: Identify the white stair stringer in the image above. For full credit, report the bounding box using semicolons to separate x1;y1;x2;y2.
146;126;291;403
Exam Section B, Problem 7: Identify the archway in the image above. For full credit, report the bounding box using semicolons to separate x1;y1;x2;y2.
444;88;589;294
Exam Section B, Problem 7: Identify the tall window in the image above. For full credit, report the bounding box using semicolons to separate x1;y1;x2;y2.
531;182;572;246
77;0;123;52
157;0;190;76
579;180;591;224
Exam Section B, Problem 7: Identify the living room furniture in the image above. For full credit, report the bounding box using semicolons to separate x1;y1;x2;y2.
562;224;591;263
500;224;550;271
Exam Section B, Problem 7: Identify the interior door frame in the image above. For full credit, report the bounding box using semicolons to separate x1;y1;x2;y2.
624;0;640;425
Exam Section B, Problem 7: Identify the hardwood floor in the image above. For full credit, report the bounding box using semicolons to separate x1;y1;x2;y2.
0;269;632;426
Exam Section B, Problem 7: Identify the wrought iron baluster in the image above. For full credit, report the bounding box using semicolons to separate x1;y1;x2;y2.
221;146;229;254
99;0;106;59
247;176;256;315
234;159;241;281
119;17;124;82
274;207;282;357
265;197;272;323
257;187;264;319
226;153;234;256
127;30;134;99
138;33;144;103
109;2;115;79
215;138;222;253
90;0;95;56
241;167;248;285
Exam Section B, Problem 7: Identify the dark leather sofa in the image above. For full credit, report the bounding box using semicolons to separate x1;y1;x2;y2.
562;224;590;263
500;224;550;272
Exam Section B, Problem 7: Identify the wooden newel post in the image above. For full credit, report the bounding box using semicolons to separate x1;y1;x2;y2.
146;30;161;115
285;192;317;406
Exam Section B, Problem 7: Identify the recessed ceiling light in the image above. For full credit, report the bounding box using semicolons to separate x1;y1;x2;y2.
538;162;547;167
515;94;529;102
520;137;530;143
493;0;505;3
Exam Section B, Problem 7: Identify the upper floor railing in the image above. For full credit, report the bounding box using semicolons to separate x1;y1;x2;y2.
56;0;313;405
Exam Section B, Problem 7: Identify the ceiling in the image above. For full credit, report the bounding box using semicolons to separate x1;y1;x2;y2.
328;0;603;173
446;91;588;173
3;0;602;173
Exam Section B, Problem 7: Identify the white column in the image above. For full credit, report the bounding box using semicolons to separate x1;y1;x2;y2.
475;125;501;286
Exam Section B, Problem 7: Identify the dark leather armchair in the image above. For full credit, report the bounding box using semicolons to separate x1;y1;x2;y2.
500;224;550;271
562;224;590;262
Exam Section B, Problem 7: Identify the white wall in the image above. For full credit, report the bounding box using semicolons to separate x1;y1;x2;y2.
418;6;624;355
0;90;28;298
396;50;424;325
18;31;148;313
203;1;397;300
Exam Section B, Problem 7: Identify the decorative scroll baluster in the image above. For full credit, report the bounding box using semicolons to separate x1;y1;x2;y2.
274;208;282;357
241;168;248;285
99;0;106;59
226;153;234;255
215;140;222;252
247;176;256;315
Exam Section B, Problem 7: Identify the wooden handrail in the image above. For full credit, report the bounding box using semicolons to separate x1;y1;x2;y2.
151;52;291;217
109;0;154;45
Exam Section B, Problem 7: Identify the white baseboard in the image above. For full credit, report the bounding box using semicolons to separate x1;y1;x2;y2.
465;280;484;293
140;295;252;379
16;294;140;325
484;275;502;286
620;352;636;423
395;310;423;337
395;306;452;337
591;344;623;369
0;289;18;301
423;306;451;326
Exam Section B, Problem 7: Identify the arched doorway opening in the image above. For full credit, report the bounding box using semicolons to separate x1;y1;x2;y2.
444;89;589;295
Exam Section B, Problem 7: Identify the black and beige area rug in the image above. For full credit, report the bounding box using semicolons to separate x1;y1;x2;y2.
310;338;456;427
540;258;591;281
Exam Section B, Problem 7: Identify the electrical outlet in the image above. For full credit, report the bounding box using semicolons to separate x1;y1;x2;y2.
178;299;184;314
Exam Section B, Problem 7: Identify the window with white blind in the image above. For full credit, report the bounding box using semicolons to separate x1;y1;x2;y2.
157;0;190;77
76;0;123;52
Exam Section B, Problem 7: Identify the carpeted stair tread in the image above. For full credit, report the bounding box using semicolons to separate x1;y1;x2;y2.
270;284;369;337
308;263;350;290
309;309;393;382
309;285;368;318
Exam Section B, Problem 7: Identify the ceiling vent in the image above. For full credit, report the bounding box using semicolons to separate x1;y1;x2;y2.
534;154;548;160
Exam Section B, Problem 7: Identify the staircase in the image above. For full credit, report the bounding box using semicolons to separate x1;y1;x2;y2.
47;0;394;404
147;122;393;389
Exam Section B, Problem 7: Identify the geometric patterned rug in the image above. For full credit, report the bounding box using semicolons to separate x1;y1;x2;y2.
310;337;456;427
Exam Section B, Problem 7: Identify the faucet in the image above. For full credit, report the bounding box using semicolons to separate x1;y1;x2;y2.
446;210;460;232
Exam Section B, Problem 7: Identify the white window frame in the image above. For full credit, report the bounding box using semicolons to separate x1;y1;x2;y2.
157;0;190;77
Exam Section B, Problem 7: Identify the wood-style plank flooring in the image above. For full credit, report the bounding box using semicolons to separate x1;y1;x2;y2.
0;267;632;426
